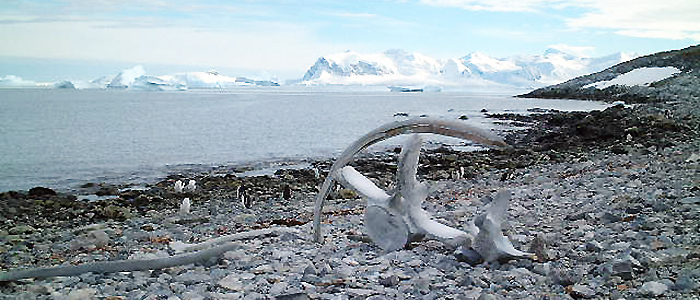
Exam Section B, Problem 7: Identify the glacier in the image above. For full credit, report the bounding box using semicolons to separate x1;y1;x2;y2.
297;48;636;90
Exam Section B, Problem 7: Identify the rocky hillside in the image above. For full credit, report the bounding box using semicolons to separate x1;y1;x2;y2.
519;45;700;104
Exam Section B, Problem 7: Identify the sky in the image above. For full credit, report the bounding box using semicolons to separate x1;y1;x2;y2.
1;0;699;82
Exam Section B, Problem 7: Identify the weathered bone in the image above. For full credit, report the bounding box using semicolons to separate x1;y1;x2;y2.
313;118;531;261
313;117;507;243
0;227;300;282
472;190;534;261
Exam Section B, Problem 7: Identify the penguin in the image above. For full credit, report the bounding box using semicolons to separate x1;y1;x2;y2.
237;183;251;208
282;184;292;200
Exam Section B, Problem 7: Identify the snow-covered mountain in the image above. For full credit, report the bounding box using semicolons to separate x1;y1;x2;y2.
0;48;636;91
297;49;636;89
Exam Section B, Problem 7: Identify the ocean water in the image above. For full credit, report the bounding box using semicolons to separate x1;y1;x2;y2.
0;87;611;192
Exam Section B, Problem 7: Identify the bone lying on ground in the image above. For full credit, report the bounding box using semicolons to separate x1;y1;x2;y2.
472;190;534;261
313;117;508;243
314;118;531;262
0;227;300;282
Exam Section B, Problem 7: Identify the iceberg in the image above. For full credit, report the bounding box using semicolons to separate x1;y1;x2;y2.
48;67;279;91
0;75;37;87
107;65;146;88
53;81;75;89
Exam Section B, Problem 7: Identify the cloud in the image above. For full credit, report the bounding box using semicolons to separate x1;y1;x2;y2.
419;0;550;12
564;0;700;41
327;11;417;29
0;1;356;77
0;18;341;75
547;44;594;57
419;0;700;41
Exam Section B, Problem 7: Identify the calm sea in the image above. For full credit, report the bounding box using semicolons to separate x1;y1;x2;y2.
0;87;610;192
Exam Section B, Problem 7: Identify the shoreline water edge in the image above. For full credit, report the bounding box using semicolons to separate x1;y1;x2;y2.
1;90;698;298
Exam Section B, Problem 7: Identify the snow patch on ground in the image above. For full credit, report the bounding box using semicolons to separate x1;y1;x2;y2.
585;67;680;89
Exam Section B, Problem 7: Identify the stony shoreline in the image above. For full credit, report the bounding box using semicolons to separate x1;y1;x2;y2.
1;99;699;299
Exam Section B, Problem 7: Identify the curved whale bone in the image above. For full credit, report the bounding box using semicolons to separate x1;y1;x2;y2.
313;117;507;244
313;118;531;261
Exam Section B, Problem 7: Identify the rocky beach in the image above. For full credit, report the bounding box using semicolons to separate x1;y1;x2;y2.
1;47;700;299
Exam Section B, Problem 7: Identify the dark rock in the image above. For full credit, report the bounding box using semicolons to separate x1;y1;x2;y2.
275;293;311;300
625;205;643;214
611;260;635;280
673;268;700;291
119;189;142;200
300;274;319;284
454;248;483;266
651;201;671;212
28;187;56;198
460;275;474;286
584;241;603;252
610;144;628;154
601;212;622;223
80;182;98;188
567;284;596;299
566;212;587;221
380;274;400;287
95;186;119;196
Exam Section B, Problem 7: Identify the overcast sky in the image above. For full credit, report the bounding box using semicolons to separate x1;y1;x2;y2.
1;0;699;81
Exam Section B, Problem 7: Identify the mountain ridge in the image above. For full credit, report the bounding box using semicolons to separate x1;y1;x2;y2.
296;48;636;89
518;44;700;103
